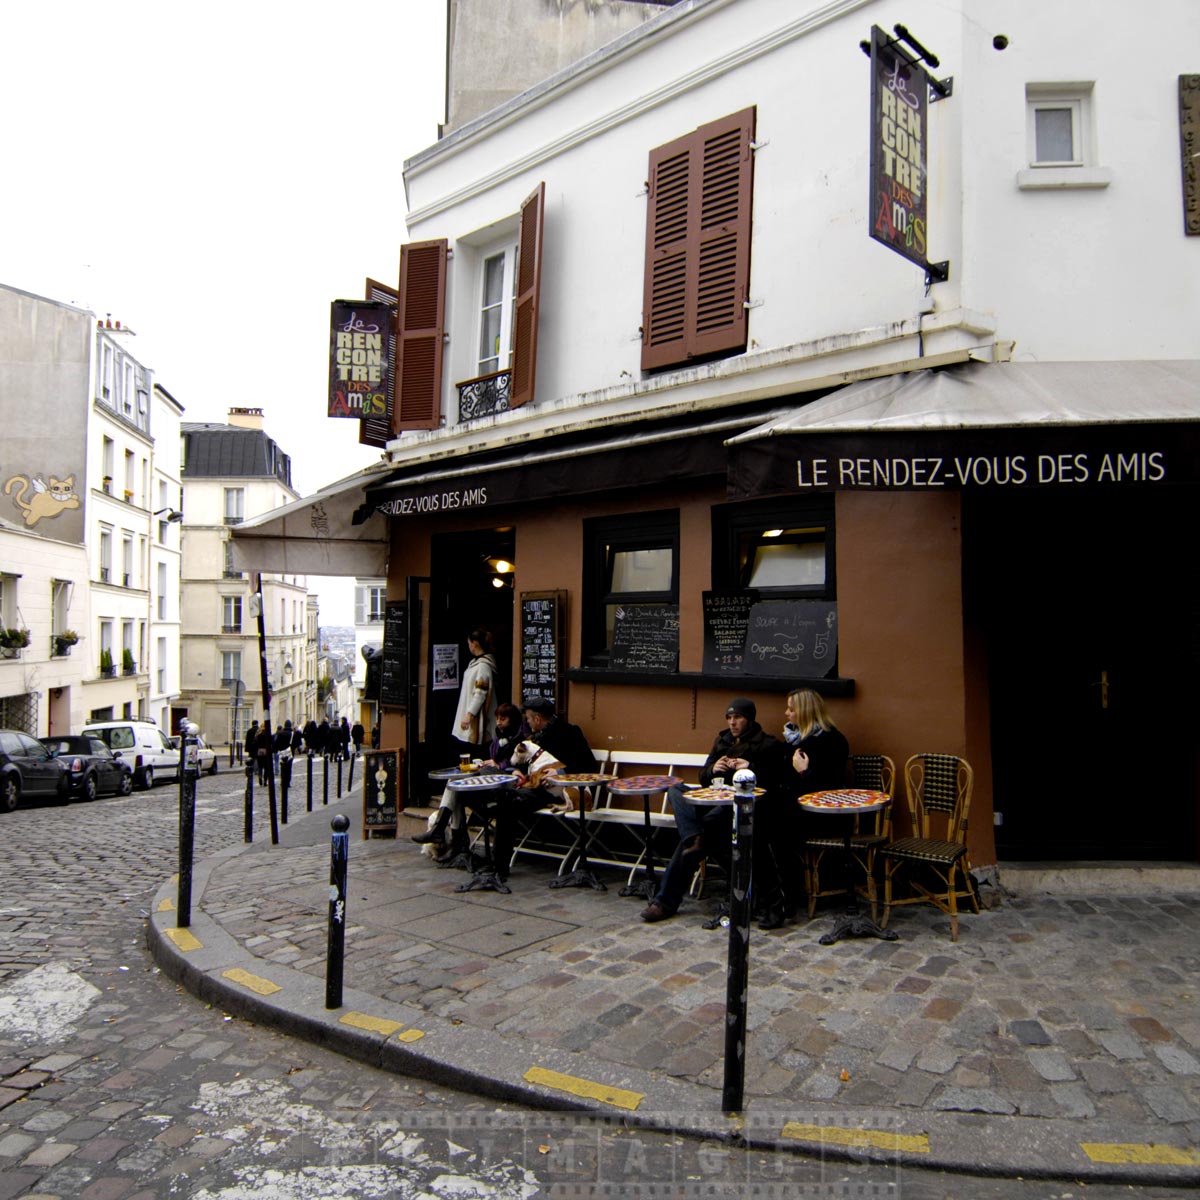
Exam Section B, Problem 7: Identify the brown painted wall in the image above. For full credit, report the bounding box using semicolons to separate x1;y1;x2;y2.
380;479;997;866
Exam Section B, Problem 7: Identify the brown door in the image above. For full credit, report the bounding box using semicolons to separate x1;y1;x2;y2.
967;487;1197;860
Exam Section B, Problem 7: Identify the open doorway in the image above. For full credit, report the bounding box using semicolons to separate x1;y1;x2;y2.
424;527;517;766
965;487;1198;861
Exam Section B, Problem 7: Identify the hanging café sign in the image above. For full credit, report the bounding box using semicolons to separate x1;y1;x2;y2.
867;24;951;282
328;299;392;420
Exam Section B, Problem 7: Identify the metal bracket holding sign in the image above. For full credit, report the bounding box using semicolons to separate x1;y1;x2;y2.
863;23;951;284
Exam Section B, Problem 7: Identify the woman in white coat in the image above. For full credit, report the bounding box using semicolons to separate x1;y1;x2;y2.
453;627;498;751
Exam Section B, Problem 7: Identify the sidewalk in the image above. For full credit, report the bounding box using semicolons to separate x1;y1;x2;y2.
148;794;1200;1188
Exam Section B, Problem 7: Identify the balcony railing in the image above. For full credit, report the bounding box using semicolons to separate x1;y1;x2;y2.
457;369;511;422
224;515;244;526
221;624;242;634
222;569;243;579
100;567;111;583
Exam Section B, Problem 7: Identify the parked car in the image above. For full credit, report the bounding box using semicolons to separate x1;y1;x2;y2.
80;720;180;790
167;733;219;775
0;729;70;811
40;735;134;801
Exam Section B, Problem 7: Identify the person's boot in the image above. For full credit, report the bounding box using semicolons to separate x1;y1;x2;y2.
412;807;451;845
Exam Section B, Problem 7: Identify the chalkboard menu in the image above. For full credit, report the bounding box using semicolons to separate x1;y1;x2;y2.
609;603;679;674
380;600;407;708
702;592;756;674
362;748;402;837
741;600;838;678
520;590;564;713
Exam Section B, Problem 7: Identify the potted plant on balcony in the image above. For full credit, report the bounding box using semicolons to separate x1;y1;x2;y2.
100;648;115;677
122;648;136;675
0;628;31;657
54;630;79;656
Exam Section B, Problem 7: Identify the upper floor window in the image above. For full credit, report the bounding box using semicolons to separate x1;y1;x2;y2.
355;585;386;624
220;649;242;686
0;573;15;627
101;343;113;401
222;595;242;633
224;487;245;524
582;510;679;665
477;245;517;377
641;108;756;373
1019;83;1110;190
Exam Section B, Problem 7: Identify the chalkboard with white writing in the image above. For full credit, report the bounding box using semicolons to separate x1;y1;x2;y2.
363;748;402;837
702;592;756;674
740;600;838;678
380;601;408;708
520;591;565;713
610;604;680;674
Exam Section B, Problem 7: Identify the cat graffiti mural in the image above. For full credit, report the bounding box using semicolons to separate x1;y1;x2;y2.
4;474;81;527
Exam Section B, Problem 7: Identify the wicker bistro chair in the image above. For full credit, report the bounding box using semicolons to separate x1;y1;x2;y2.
801;754;895;920
880;753;980;941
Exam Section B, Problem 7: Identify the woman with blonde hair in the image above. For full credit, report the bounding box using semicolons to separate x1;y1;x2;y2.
755;689;850;930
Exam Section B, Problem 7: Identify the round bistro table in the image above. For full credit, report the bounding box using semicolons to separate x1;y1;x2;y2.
446;773;520;893
799;789;898;944
606;775;683;898
543;773;617;892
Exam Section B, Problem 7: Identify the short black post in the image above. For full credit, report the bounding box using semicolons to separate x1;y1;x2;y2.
326;814;350;1009
322;754;329;806
347;751;356;792
228;741;235;769
722;770;756;1115
336;753;343;798
280;754;291;824
177;725;199;927
243;763;254;843
306;751;314;813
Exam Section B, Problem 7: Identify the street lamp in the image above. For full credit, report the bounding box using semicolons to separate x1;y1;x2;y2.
153;507;184;522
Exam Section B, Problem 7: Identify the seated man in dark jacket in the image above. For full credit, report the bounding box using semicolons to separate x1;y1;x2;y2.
482;696;597;884
642;697;779;923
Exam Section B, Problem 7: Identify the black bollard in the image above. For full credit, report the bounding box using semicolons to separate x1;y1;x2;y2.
347;751;356;792
280;754;291;824
306;751;314;813
326;814;350;1009
336;753;343;799
722;770;756;1115
322;754;329;806
244;763;254;843
177;725;199;927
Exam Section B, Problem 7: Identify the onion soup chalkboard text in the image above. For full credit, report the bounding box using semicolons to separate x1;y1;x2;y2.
741;600;838;678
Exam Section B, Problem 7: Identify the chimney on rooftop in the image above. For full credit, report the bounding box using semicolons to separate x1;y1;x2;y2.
228;407;265;430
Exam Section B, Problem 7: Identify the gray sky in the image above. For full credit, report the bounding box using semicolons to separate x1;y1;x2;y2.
3;2;447;620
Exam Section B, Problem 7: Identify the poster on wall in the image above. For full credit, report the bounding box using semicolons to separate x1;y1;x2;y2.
432;643;459;691
328;298;392;420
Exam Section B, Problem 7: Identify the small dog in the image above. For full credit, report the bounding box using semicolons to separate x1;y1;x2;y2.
508;741;583;810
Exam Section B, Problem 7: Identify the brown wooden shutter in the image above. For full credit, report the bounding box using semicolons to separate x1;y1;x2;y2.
509;182;544;409
641;107;755;372
359;277;397;448
395;239;447;431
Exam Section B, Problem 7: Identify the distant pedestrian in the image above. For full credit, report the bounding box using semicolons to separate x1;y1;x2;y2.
317;718;332;757
303;718;319;755
255;724;272;784
244;720;259;766
290;723;303;755
371;721;380;749
351;721;365;755
338;717;352;760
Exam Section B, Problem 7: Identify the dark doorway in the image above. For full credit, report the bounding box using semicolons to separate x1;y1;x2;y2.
425;527;516;764
965;487;1198;861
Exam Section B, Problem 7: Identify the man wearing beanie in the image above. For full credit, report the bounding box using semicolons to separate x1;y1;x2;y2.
642;696;778;923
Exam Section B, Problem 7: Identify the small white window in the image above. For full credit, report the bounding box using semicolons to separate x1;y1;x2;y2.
1019;83;1111;190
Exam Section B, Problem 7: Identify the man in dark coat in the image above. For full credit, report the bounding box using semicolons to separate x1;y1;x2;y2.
244;720;259;766
317;718;332;757
641;697;779;923
350;721;365;755
337;717;352;760
290;723;304;755
476;697;597;884
302;718;320;755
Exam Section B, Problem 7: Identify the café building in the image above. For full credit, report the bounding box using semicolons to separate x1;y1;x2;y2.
233;0;1200;871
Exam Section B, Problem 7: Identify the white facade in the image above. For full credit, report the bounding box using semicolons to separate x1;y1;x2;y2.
393;0;1196;460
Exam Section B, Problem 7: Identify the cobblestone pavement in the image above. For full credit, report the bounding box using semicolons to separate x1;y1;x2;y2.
4;764;1199;1198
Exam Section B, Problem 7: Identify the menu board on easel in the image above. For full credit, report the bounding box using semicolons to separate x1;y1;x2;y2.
363;748;402;838
520;590;565;714
380;600;408;709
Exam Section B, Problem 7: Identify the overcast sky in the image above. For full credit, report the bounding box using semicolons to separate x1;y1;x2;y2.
3;2;447;622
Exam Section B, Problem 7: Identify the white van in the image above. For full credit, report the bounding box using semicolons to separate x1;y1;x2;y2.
80;720;181;790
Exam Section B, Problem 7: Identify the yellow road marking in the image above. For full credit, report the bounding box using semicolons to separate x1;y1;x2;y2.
156;898;175;912
398;1029;426;1042
781;1122;931;1154
340;1012;404;1036
164;927;202;952
524;1066;642;1111
222;967;282;996
1082;1142;1200;1166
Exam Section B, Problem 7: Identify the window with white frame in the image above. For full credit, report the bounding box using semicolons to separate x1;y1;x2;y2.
355;584;386;624
221;595;242;633
157;563;168;619
101;343;113;400
1019;83;1110;190
0;573;14;627
102;437;115;491
224;487;244;524
477;244;517;377
122;536;134;587
52;579;70;635
221;649;242;686
99;528;112;582
157;637;167;694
